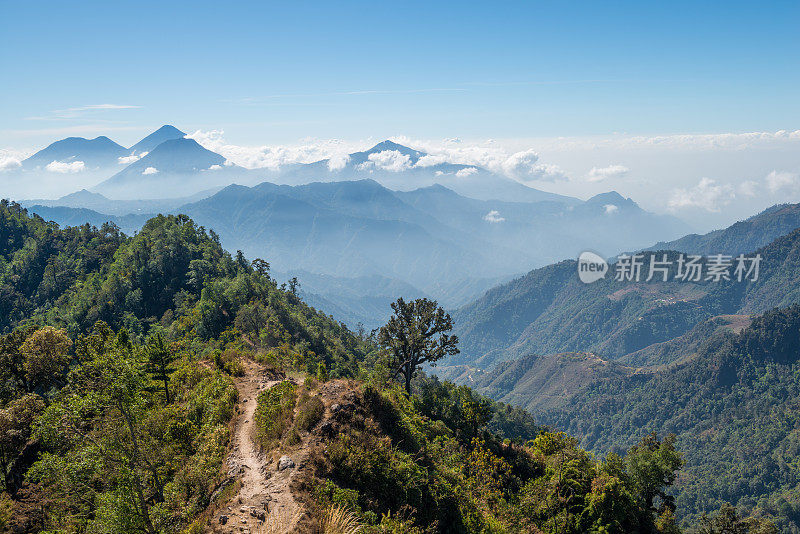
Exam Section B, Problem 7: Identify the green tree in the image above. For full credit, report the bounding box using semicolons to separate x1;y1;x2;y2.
252;258;271;278
0;393;44;490
20;326;72;392
144;333;174;404
378;298;459;393
33;333;165;533
626;433;683;515
695;503;778;534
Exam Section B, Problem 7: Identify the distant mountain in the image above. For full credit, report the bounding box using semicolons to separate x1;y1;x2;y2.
449;221;800;368
26;205;149;234
397;185;689;267
29;176;693;328
178;180;517;298
278;140;580;203
22;136;129;169
94;138;239;199
21;187;221;216
287;270;430;330
174;179;690;307
645;202;800;256
128;124;186;154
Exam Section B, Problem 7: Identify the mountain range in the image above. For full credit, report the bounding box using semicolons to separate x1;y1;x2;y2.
446;201;800;369
9;125;695;329
23;181;688;328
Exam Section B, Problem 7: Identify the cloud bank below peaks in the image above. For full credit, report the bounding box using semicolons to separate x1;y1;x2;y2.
185;130;570;183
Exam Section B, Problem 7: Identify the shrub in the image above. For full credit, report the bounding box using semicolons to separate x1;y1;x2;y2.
295;395;325;432
213;349;245;376
254;381;297;448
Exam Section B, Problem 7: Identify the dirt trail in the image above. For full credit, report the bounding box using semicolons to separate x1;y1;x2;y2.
209;360;353;533
210;359;288;533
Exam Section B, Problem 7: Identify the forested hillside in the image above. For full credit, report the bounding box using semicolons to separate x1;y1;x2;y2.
646;203;800;256
451;225;800;368
0;201;368;531
0;201;773;533
474;306;800;532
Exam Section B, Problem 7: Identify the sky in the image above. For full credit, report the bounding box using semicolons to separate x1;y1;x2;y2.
1;0;800;230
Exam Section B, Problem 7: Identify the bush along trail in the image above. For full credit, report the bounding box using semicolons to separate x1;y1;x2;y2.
209;357;358;533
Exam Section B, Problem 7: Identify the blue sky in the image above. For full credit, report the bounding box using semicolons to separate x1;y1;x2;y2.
2;0;798;146
2;1;800;229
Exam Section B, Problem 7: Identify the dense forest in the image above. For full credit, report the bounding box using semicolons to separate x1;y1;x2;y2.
478;306;800;532
0;202;778;532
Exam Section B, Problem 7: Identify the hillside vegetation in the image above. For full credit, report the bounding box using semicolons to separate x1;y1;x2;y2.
0;202;777;533
474;306;800;532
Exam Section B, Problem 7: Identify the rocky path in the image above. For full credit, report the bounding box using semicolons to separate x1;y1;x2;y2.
208;359;354;533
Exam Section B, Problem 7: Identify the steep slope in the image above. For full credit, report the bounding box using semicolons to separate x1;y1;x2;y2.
646;202;800;256
0;203;374;532
451;226;800;367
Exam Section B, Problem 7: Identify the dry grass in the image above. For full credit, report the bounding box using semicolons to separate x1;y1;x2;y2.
257;507;303;534
320;505;363;534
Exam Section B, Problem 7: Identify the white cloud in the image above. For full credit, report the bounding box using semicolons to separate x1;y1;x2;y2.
483;210;505;223
27;104;142;121
765;170;797;193
587;164;629;182
45;160;86;173
668;178;735;212
390;137;573;182
501;149;568;182
206;164;223;171
0;158;21;172
455;167;478;177
414;154;450;167
184;130;571;184
142;166;159;175
327;153;350;171
185;130;361;170
359;150;413;172
738;180;759;197
0;148;27;172
604;204;619;214
118;152;147;165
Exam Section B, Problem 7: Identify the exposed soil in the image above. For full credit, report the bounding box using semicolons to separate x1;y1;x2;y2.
207;359;355;533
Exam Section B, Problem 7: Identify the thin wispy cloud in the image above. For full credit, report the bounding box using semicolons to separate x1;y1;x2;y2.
25;104;142;121
1;124;143;138
587;164;629;182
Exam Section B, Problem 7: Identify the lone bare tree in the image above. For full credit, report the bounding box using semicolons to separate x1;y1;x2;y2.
378;297;459;393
